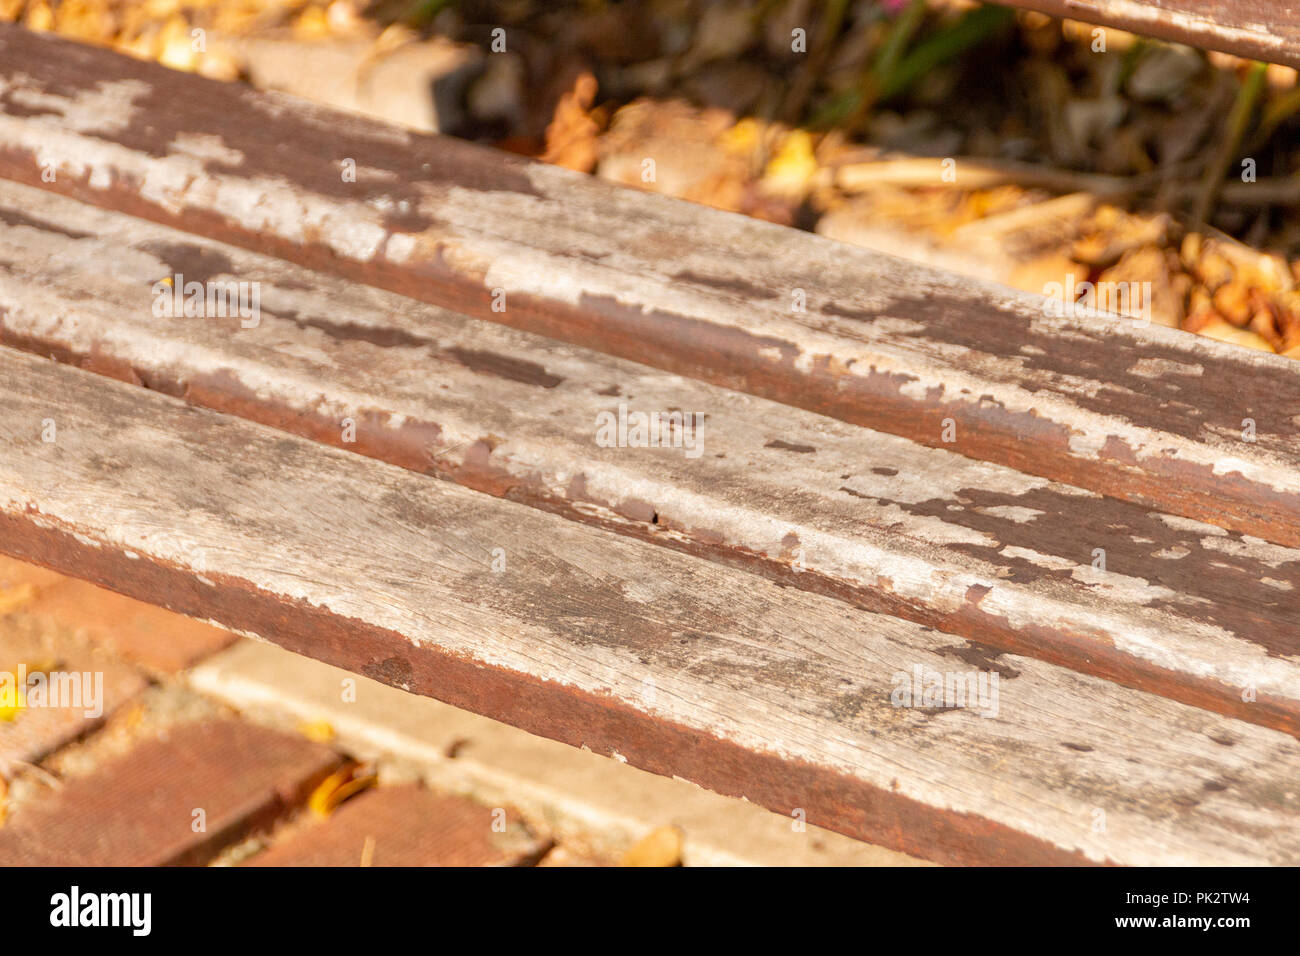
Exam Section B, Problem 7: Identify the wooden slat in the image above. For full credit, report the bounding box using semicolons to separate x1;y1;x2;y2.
1003;1;1300;69
3;26;1300;550
2;179;1297;736
2;345;1299;865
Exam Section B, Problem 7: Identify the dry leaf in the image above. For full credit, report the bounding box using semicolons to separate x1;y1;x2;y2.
297;718;335;743
541;71;601;173
0;687;25;723
620;825;683;866
307;764;376;818
761;129;818;201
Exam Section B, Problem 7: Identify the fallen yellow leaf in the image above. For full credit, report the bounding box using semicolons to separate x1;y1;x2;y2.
620;825;683;867
761;130;818;201
307;765;376;818
720;118;762;155
297;718;336;744
0;688;24;723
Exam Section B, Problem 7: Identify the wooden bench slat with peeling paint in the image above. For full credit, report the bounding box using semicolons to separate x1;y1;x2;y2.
1002;1;1300;69
4;25;1300;553
3;346;1299;866
2;178;1298;739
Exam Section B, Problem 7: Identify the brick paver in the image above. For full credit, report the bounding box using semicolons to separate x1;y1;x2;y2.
0;616;147;771
246;784;550;866
0;555;235;673
0;719;340;865
0;556;65;594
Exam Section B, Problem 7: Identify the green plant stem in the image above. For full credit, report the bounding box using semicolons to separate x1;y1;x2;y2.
843;0;926;130
814;3;1015;130
404;0;453;29
1194;61;1268;227
878;3;1015;100
780;0;851;123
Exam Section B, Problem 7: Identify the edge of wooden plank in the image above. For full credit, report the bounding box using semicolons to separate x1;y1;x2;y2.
1003;1;1300;69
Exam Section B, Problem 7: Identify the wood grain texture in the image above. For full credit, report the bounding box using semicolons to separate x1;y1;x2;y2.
1;346;1298;865
3;27;1300;550
1;180;1296;736
1003;1;1300;69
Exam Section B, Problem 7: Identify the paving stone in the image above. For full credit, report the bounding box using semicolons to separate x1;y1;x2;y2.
0;614;148;772
0;555;66;594
0;719;341;866
0;556;235;673
37;578;237;674
246;784;548;867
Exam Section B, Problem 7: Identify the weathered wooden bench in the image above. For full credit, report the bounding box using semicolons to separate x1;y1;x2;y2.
0;23;1298;865
1003;1;1300;69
